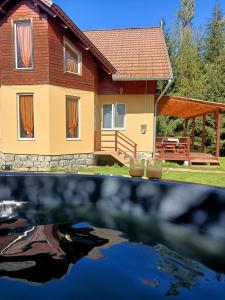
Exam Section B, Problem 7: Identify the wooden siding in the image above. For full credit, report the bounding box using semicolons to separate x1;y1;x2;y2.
98;71;157;95
48;17;99;92
0;0;49;86
0;0;157;94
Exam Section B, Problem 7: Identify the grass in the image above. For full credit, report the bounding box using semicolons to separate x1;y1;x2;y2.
78;160;225;188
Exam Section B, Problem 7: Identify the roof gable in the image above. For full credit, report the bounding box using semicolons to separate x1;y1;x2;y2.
0;0;116;74
84;27;173;81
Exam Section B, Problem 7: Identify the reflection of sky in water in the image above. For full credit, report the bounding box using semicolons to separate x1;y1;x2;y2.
0;226;224;300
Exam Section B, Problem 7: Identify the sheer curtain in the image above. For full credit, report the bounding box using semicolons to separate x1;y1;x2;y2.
19;95;34;138
16;22;32;68
67;98;78;138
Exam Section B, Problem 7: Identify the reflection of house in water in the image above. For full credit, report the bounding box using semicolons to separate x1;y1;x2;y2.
87;228;127;260
0;220;108;284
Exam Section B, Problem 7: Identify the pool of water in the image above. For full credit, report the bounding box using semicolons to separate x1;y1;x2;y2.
0;174;224;299
0;218;224;300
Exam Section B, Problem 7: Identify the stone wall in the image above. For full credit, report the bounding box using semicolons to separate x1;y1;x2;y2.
0;152;94;172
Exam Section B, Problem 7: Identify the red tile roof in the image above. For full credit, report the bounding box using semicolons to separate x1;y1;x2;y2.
84;27;173;81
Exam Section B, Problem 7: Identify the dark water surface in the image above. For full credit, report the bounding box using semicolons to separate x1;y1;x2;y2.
0;218;224;300
0;174;225;299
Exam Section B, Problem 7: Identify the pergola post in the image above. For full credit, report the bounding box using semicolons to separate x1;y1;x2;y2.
201;114;206;153
216;111;222;159
191;117;196;152
183;118;189;137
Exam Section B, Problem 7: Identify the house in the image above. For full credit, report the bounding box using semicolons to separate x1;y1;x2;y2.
0;0;173;171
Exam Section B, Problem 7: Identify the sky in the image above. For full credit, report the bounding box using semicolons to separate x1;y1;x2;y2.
54;0;225;30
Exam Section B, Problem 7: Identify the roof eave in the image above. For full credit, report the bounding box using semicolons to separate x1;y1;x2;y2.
112;75;174;81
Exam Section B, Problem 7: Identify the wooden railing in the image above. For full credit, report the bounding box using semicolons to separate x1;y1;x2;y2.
156;136;191;161
94;130;137;158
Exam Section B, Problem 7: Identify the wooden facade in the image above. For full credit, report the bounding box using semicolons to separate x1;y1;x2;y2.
0;0;50;86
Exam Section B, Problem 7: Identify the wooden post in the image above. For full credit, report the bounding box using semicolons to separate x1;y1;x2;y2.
134;143;137;159
201;114;206;153
216;111;222;159
191;117;196;152
94;131;96;151
183;118;189;137
187;137;191;163
115;131;118;152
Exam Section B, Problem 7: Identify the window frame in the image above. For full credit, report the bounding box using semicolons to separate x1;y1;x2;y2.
17;93;35;141
102;103;126;131
63;38;82;76
65;96;81;141
14;19;34;71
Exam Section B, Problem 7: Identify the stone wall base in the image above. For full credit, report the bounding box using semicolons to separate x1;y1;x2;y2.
0;152;94;172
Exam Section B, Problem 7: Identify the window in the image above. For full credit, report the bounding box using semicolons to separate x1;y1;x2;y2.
64;40;81;75
18;95;34;139
14;20;33;69
66;96;80;139
102;104;126;130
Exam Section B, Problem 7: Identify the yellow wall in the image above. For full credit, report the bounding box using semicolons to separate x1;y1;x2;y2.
0;85;154;155
0;85;50;154
49;85;95;154
97;94;155;152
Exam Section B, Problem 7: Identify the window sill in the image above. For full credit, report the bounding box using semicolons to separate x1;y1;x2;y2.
18;138;35;141
101;128;126;131
64;71;82;77
66;138;81;141
15;68;34;71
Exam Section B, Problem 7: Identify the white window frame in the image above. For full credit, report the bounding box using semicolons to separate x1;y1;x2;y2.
66;96;81;141
63;38;82;76
14;19;34;70
102;103;126;131
17;93;35;141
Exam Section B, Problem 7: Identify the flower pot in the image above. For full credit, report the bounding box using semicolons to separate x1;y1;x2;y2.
129;167;144;178
146;168;162;179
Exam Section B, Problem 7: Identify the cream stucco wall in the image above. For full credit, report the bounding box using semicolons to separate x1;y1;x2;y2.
96;94;155;152
0;84;50;154
0;85;154;155
49;85;95;155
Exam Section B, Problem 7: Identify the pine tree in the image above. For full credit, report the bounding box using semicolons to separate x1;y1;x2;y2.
205;1;225;63
204;1;225;103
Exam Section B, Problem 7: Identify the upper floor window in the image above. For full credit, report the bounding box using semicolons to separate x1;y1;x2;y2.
14;20;33;70
64;40;81;75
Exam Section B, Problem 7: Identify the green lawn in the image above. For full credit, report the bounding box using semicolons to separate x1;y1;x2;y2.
78;160;225;188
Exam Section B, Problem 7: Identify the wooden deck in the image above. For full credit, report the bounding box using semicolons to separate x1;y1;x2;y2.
190;153;220;166
156;136;220;166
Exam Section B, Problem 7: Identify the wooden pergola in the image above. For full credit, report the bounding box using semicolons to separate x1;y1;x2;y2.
157;95;225;165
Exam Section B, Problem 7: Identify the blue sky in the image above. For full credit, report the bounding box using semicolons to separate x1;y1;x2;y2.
54;0;225;30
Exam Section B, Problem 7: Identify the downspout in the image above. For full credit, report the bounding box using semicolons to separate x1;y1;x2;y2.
153;79;173;159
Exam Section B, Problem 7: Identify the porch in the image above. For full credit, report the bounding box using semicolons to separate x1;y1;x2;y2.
157;95;225;166
156;136;219;166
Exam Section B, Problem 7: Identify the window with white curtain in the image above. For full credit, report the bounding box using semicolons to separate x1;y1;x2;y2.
14;20;33;69
102;104;125;130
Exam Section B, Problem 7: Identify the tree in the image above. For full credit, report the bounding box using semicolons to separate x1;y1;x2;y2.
204;2;225;103
205;1;225;63
179;0;195;30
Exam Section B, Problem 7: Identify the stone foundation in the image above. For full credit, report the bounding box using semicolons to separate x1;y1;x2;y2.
0;152;94;172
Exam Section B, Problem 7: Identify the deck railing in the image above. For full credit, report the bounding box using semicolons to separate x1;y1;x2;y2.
94;130;137;159
156;136;191;161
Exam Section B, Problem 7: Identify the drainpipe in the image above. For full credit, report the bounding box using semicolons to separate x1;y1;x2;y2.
153;79;173;159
